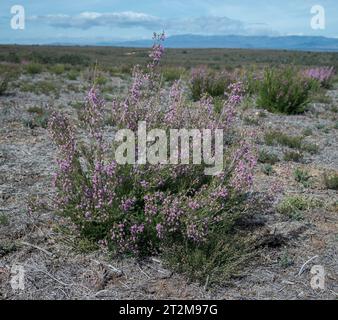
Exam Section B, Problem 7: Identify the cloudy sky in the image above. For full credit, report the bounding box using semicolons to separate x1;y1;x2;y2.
0;0;337;44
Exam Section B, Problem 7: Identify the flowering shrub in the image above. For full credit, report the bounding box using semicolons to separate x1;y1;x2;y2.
190;66;236;101
49;33;257;283
257;67;315;114
303;66;335;88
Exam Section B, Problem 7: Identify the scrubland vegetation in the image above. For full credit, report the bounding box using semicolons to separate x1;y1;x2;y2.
0;38;337;299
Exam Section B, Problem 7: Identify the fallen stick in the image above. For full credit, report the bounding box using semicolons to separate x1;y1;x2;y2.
298;255;318;276
90;259;123;275
20;241;54;257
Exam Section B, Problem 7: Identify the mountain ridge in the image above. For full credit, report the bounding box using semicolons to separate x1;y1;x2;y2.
107;34;338;51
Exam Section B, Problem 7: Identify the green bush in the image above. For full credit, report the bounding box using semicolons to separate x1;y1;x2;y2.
257;67;315;114
258;150;279;165
261;164;274;176
95;75;108;86
0;65;20;95
50;64;65;75
283;150;303;162
277;196;308;220
264;130;303;149
162;67;185;82
243;68;262;96
302;142;319;155
294;168;311;187
0;76;9;95
67;70;79;80
0;214;9;226
24;112;50;129
21;80;58;96
25;63;43;75
323;172;338;190
190;67;235;101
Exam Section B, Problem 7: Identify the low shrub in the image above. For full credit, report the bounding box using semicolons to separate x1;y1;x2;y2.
303;66;335;88
302;128;313;136
265;130;318;155
310;89;332;104
302;142;319;155
257;67;314;114
21;80;58;96
50;64;65;75
190;66;236;101
243;67;262;96
323;172;338;190
243;116;259;126
24;111;50;129
25;63;43;74
0;75;9;95
283;151;303;162
264;131;303;149
0;214;9;226
162;67;185;82
27;106;45;115
277;196;309;221
293;168;311;188
67;70;79;81
258;150;279;165
261;164;273;176
49;33;258;284
95;75;108;86
0;65;20;95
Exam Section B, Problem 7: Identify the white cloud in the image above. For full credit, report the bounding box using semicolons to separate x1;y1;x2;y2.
29;11;277;36
29;11;163;30
166;16;277;35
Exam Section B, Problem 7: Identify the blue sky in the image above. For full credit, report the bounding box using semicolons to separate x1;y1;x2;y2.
0;0;337;44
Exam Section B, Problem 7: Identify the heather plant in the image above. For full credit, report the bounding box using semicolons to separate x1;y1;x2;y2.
189;66;237;101
49;33;257;283
303;66;335;88
257;67;314;114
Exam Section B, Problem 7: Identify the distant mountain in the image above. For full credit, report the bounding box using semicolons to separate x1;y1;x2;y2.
110;34;338;51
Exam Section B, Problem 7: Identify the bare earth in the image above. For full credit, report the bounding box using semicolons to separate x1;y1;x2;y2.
0;72;337;300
